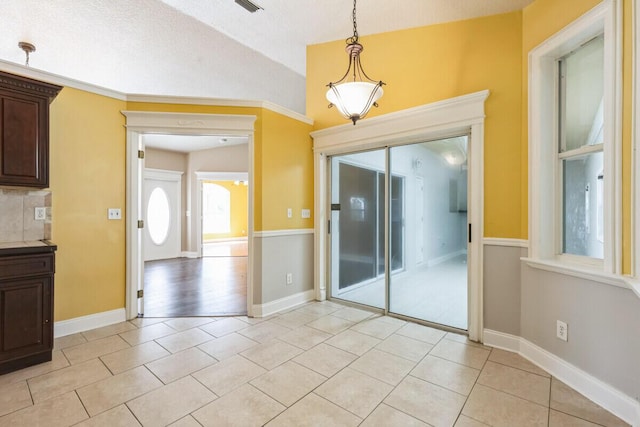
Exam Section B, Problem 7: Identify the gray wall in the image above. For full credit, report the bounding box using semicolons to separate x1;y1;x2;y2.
521;265;640;401
483;245;525;336
483;244;640;400
253;233;314;305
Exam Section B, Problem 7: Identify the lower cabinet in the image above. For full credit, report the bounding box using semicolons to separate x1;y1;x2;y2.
0;250;55;374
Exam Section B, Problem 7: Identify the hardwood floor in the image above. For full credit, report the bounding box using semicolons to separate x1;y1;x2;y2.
143;256;247;317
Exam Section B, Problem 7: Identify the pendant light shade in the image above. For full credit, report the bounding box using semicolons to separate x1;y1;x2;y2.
326;0;385;125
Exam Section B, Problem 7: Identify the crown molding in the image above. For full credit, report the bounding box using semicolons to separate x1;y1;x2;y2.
0;59;314;125
0;59;127;100
127;95;314;125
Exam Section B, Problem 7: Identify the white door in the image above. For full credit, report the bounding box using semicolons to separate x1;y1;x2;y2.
144;169;182;261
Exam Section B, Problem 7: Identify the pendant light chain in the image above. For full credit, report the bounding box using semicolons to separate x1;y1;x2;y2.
348;0;359;44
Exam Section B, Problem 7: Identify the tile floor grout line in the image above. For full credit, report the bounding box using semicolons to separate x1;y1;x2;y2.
452;346;493;426
486;357;552;379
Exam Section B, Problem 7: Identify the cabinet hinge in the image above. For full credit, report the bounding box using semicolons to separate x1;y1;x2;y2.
137;220;144;229
137;290;144;298
138;150;145;159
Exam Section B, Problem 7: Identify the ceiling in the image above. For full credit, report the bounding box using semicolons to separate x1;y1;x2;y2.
0;0;534;115
142;134;248;153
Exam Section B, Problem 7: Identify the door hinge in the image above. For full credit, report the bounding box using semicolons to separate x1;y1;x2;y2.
468;223;472;243
137;290;144;298
138;150;145;159
138;220;144;229
327;220;331;234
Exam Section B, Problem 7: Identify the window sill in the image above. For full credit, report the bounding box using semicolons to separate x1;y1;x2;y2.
521;257;637;297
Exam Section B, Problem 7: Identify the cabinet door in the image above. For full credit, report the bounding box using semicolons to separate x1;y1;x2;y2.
0;276;52;362
0;92;49;187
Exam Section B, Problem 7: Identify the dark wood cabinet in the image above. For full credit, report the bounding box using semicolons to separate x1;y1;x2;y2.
0;71;61;188
0;244;56;374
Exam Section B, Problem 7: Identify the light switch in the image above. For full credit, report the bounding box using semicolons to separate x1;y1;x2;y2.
108;208;122;220
287;208;292;218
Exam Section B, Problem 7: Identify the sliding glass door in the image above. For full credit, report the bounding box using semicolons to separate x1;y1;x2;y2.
328;136;469;330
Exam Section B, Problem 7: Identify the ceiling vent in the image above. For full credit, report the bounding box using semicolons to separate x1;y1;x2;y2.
235;0;263;13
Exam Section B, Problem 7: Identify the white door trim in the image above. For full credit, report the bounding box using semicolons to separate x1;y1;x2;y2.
195;171;249;258
122;111;257;320
310;90;489;342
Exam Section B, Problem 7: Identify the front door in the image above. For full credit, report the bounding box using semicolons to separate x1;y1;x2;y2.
143;169;182;261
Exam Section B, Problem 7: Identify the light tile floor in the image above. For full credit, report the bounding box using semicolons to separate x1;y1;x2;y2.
0;301;630;427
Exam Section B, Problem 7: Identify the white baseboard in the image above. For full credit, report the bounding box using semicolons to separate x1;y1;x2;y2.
252;289;315;318
484;329;640;426
427;249;467;268
483;329;521;352
54;308;126;338
181;251;198;258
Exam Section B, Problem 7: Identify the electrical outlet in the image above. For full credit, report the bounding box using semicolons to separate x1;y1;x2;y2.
301;209;311;219
286;273;293;285
556;320;568;341
108;208;122;220
34;207;46;221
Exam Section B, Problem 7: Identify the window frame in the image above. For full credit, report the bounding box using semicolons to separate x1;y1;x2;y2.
528;0;622;276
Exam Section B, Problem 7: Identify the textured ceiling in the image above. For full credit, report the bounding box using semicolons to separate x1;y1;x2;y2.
0;0;534;115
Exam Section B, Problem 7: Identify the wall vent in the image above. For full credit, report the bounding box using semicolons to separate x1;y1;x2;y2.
235;0;263;13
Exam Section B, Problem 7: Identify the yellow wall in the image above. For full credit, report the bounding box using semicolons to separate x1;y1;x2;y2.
203;180;248;240
49;88;127;321
259;109;314;230
307;12;524;238
125;101;314;232
522;0;633;273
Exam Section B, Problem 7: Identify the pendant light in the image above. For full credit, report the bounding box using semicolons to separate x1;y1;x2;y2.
326;0;385;125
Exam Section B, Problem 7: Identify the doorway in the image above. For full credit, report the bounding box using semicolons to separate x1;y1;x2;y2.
311;90;487;341
123;111;258;320
329;137;469;330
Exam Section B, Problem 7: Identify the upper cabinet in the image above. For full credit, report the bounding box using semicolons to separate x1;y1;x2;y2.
0;71;61;188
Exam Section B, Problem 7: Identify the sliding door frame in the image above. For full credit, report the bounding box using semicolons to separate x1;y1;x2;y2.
311;91;489;342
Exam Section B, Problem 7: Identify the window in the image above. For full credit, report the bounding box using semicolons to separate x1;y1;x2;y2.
528;0;620;274
558;36;604;259
147;187;171;245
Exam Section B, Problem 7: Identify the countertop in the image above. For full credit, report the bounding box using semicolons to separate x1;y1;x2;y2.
0;240;57;256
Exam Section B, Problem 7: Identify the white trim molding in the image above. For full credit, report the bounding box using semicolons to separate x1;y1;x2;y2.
482;238;529;248
145;168;184;181
195;171;248;181
254;229;314;238
181;251;198;258
54;308;126;338
126;95;313;125
484;329;640;426
122;111;257;319
311;90;489;342
0;59;127;100
522;257;631;289
252;289;315;318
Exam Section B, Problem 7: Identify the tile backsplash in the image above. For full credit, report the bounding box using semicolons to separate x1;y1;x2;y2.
0;189;52;243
